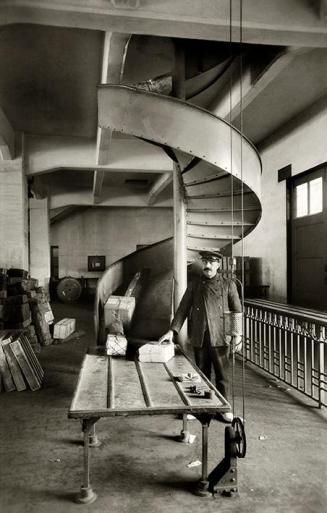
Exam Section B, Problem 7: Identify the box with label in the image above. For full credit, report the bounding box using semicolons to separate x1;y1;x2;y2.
53;318;76;339
138;342;175;363
104;296;135;329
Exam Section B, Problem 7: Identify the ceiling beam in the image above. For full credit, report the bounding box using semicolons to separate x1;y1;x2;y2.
92;168;105;203
0;107;14;160
148;172;172;205
209;57;252;119
2;0;327;47
320;0;327;19
49;184;173;209
93;32;131;204
228;48;311;123
209;48;311;124
25;135;173;176
50;206;87;224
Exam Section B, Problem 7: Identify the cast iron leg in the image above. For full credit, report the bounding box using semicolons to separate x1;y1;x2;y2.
194;414;212;497
75;418;99;504
201;421;209;481
179;413;190;442
89;423;101;447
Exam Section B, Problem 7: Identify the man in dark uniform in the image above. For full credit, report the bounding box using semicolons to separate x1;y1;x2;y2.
159;250;242;422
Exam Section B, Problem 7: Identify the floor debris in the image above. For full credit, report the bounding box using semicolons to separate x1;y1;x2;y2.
187;460;201;468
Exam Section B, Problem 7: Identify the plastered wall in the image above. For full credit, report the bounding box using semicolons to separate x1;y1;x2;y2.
29;198;51;290
234;100;327;301
0;156;29;271
51;206;173;278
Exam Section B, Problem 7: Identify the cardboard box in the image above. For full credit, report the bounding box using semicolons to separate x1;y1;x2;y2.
104;296;135;329
53;318;76;339
138;342;175;363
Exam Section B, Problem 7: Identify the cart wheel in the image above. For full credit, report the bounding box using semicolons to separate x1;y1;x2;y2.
232;417;246;458
56;277;82;303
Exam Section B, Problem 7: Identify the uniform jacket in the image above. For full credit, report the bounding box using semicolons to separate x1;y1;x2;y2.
170;273;242;347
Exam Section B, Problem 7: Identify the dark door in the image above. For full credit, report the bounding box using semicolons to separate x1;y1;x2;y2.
291;166;327;310
50;246;59;279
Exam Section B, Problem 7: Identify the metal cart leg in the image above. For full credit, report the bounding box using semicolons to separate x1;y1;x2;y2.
179;413;191;442
194;414;212;497
89;423;101;447
75;417;99;504
201;420;209;481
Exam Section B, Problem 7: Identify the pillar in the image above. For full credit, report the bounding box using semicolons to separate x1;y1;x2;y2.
0;149;29;271
172;40;188;345
29;197;51;292
173;165;188;345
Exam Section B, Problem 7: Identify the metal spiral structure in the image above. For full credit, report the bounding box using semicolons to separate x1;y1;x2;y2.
98;84;262;260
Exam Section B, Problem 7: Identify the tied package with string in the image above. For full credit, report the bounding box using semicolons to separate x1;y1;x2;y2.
105;319;128;356
106;334;128;356
104;296;135;330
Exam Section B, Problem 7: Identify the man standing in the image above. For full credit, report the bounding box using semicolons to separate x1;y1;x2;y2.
159;250;242;422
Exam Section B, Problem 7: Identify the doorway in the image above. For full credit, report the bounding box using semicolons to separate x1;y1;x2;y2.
50;246;59;279
290;165;327;310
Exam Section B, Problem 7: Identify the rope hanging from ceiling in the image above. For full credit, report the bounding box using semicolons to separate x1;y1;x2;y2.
228;0;246;423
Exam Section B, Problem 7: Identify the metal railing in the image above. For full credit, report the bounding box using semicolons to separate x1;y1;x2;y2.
243;300;327;408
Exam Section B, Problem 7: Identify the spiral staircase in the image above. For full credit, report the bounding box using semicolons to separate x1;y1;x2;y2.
97;85;262;261
95;77;261;342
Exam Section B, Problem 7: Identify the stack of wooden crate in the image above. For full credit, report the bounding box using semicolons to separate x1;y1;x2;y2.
0;330;44;392
0;268;54;351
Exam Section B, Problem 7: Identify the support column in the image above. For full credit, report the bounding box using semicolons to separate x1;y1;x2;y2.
172;39;188;346
0;139;29;270
29;197;51;292
173;163;188;345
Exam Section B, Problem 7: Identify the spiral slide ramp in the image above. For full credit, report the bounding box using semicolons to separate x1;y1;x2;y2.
98;85;261;261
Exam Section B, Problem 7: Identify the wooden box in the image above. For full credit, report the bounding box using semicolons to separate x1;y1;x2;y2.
104;296;135;329
53;318;76;339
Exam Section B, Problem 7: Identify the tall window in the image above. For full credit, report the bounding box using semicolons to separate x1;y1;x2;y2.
296;177;323;218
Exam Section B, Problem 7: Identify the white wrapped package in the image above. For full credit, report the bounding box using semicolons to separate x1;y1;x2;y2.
106;334;128;356
104;296;135;329
53;318;76;339
138;342;175;363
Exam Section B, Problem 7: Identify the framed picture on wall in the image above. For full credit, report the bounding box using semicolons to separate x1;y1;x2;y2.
88;256;106;272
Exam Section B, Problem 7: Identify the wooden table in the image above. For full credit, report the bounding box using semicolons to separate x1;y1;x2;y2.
68;345;231;504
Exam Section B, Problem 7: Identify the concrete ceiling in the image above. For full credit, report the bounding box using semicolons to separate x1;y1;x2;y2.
0;0;326;209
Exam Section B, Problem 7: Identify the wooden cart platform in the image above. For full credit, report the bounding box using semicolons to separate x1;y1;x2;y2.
68;345;231;504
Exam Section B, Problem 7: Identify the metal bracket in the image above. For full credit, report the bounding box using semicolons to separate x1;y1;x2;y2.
208;425;239;496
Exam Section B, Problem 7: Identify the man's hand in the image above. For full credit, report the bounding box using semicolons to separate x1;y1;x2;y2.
158;329;174;344
231;335;243;354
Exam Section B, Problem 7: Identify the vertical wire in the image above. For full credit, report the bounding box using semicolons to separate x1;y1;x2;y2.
239;0;246;422
229;0;236;416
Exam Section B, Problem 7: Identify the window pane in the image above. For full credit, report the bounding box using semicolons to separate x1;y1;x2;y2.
296;183;308;217
309;177;323;215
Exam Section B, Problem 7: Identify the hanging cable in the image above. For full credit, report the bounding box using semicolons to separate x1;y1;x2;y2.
239;0;246;423
229;0;236;417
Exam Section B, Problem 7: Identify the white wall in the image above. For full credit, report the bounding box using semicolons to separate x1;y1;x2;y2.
234;100;327;301
29;198;51;290
51;206;173;278
0;155;29;271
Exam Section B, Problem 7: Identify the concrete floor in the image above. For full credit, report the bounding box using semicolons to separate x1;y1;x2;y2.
0;300;326;513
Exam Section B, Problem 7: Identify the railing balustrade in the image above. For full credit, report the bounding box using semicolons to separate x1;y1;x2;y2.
244;300;327;408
